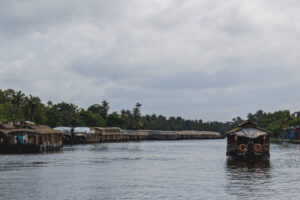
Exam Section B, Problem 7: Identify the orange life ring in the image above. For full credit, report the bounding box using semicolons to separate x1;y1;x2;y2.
239;144;247;152
254;144;262;152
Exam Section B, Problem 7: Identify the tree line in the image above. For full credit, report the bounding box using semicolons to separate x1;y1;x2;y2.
1;89;299;137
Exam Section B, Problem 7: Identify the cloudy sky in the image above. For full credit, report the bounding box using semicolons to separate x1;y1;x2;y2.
1;0;300;121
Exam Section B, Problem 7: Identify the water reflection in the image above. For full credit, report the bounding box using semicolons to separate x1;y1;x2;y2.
225;159;272;199
2;140;300;199
226;159;271;169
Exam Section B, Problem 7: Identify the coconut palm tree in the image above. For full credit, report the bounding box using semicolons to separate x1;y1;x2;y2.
24;95;45;122
11;91;25;121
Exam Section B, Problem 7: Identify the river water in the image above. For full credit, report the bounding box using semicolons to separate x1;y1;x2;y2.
0;139;300;200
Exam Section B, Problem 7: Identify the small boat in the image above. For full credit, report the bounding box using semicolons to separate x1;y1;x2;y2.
225;121;271;161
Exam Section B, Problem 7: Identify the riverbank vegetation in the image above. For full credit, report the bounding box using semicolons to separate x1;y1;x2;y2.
1;89;299;137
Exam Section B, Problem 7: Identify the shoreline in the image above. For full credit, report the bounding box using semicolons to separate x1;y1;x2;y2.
271;138;300;144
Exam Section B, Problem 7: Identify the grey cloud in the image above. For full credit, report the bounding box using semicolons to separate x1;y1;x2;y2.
1;0;300;121
0;0;127;37
69;53;291;91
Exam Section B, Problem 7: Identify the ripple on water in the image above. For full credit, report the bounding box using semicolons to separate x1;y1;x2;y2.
0;140;300;200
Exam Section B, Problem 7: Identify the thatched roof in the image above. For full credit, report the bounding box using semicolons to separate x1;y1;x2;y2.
24;121;36;126
74;127;91;133
95;127;121;131
0;123;16;129
94;127;121;135
121;130;221;136
0;128;62;135
26;125;52;130
54;127;72;133
33;128;62;134
225;121;272;138
177;131;221;136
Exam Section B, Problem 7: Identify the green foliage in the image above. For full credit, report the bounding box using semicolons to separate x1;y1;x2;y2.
1;88;300;137
132;102;142;129
87;100;110;119
45;102;80;127
246;110;299;138
107;112;124;127
79;110;105;127
0;89;5;104
24;95;45;123
0;102;13;122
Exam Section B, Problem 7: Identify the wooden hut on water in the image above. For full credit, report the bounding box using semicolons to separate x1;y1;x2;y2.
95;127;122;142
148;131;178;140
177;131;222;139
72;127;101;143
121;130;150;141
225;121;271;161
0;121;63;153
94;127;149;142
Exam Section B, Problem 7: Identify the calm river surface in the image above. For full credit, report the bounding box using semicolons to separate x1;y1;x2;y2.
1;140;300;200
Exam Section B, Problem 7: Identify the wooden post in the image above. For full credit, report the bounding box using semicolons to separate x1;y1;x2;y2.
234;135;237;144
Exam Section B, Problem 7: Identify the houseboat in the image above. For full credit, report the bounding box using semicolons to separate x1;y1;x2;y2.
225;121;271;161
0;121;63;153
73;127;100;143
95;127;122;142
54;127;73;144
122;130;150;141
53;127;123;144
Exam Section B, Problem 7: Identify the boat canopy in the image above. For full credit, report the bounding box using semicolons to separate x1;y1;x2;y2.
73;127;94;134
54;127;72;133
228;127;269;138
226;121;272;138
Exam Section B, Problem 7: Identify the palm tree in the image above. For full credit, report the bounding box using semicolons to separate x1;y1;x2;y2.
101;100;110;119
24;95;44;122
11;91;25;121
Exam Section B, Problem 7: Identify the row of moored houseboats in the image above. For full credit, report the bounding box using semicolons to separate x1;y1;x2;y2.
0;121;222;153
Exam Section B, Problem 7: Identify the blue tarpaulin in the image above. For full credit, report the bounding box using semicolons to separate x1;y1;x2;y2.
290;129;297;140
14;135;24;144
281;133;288;140
281;128;298;140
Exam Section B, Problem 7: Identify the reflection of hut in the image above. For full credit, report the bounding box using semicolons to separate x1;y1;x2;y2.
225;121;271;161
0;122;63;153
